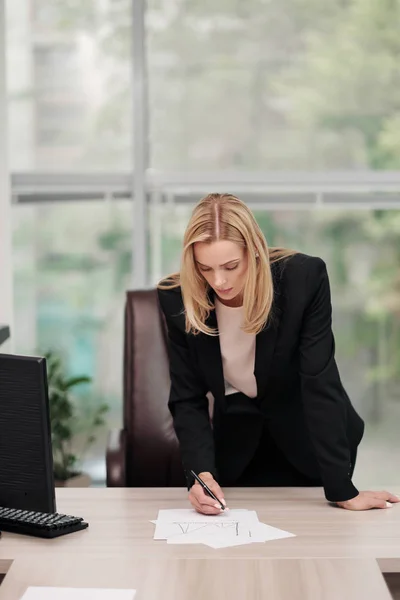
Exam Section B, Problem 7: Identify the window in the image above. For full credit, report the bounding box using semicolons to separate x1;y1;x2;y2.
148;0;400;171
12;200;133;482
7;0;132;170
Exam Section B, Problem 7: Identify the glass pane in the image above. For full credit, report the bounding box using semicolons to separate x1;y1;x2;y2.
12;200;133;483
148;1;400;170
6;0;132;171
153;202;400;487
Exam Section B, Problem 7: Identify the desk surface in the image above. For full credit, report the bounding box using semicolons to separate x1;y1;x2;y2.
0;487;399;599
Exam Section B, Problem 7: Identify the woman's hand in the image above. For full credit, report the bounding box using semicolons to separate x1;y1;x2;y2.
189;472;227;515
337;490;400;510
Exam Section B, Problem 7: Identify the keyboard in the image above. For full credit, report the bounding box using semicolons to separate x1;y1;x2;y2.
0;506;89;538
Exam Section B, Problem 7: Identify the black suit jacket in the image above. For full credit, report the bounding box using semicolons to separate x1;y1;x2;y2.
157;253;365;502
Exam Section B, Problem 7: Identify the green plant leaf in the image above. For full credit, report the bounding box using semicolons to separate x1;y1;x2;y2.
63;376;92;389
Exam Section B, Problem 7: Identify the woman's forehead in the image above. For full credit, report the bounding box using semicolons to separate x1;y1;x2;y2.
193;240;244;265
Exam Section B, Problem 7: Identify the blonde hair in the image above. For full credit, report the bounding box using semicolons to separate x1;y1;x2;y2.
158;193;297;336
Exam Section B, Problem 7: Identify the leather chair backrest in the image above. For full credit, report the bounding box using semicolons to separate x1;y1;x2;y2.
123;289;186;486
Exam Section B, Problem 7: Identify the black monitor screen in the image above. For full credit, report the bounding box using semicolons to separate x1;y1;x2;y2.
0;354;56;513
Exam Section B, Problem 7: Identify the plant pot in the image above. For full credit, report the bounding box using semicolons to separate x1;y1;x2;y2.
54;472;92;488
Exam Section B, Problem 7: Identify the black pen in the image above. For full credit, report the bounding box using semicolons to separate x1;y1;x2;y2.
190;470;226;511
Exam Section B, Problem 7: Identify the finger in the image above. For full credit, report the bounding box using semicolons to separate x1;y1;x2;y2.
368;490;400;503
198;481;226;506
208;482;226;505
189;493;222;515
337;498;389;511
190;498;222;515
192;486;225;508
366;498;390;510
195;478;225;498
198;504;224;515
189;490;224;512
188;493;203;514
191;488;220;507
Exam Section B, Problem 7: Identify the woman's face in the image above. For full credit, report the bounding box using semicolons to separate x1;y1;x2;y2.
193;240;248;306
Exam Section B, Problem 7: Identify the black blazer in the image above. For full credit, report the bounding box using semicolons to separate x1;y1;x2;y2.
157;253;365;502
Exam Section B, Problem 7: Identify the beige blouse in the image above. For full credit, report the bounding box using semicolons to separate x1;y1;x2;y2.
215;298;257;398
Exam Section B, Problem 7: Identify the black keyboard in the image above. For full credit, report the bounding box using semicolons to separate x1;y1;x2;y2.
0;506;89;538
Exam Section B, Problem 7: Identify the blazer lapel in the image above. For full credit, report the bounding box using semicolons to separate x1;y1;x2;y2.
254;262;284;400
254;302;282;400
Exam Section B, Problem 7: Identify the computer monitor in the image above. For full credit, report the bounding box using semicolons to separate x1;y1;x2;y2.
0;353;56;513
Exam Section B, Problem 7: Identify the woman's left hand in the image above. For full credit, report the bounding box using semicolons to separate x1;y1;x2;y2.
336;490;400;511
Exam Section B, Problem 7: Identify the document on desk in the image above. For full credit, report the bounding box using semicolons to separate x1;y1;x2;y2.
20;587;136;600
153;508;258;540
152;508;295;548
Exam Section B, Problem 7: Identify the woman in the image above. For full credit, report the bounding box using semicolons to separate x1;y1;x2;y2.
157;193;398;514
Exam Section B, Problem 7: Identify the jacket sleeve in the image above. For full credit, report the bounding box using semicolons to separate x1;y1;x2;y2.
299;258;359;502
158;291;218;489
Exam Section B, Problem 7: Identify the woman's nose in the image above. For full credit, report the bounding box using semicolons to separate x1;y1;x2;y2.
214;272;227;288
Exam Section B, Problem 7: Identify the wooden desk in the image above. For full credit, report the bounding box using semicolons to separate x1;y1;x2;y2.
0;487;399;599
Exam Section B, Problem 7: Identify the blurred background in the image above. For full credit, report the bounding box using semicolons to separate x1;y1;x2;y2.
2;0;400;486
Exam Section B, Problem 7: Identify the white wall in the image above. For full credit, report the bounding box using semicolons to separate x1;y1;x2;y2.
0;0;14;350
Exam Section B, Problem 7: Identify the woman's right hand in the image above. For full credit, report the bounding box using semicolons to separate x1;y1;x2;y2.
189;472;227;515
336;490;399;510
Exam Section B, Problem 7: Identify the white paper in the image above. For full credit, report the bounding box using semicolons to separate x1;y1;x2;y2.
253;522;295;542
20;587;136;600
165;521;293;548
166;531;258;547
200;522;296;549
201;536;260;549
155;508;295;548
154;508;259;541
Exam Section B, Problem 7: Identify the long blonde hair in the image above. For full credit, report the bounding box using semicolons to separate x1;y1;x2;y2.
158;193;297;336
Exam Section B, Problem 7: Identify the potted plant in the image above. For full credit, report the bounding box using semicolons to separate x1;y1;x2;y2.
45;350;109;487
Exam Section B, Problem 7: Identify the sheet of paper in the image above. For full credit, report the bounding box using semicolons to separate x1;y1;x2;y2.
220;511;295;542
162;510;295;548
166;523;287;547
201;536;262;549
20;587;136;600
253;522;296;542
201;523;296;548
154;508;259;541
152;508;295;548
166;531;258;547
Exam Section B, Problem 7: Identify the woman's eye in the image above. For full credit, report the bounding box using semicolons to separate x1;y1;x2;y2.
199;264;238;272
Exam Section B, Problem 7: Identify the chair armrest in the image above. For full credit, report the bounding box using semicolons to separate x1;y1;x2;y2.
106;428;127;487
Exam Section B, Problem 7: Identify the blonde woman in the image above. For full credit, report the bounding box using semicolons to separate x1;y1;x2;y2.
157;193;398;513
